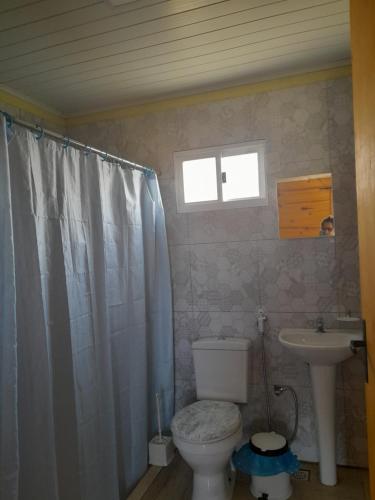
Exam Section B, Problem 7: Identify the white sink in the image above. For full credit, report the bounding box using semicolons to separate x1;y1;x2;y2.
278;327;363;487
279;328;363;365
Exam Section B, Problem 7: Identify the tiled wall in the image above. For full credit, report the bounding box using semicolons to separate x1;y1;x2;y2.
68;76;367;467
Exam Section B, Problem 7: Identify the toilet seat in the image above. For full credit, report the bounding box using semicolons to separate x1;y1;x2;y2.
171;400;241;444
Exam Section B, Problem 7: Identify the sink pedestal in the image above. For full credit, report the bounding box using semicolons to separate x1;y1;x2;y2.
310;365;337;486
279;327;363;487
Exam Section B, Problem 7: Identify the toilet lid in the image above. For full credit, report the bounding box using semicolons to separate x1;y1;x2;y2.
171;400;241;444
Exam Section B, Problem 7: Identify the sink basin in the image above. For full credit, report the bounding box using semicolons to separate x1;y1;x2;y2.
279;328;362;365
278;327;363;487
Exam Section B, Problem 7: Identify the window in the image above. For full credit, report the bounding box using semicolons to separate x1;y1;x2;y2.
174;141;267;212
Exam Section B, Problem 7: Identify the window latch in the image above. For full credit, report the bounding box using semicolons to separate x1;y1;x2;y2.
221;172;227;183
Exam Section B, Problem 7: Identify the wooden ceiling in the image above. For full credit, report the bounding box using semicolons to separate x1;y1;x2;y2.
0;0;350;115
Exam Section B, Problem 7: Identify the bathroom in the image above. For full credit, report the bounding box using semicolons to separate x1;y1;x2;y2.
0;1;373;500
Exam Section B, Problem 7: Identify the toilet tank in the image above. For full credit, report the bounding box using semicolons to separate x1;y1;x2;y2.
192;337;250;403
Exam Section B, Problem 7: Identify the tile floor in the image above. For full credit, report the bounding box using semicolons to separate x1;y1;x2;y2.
128;453;369;500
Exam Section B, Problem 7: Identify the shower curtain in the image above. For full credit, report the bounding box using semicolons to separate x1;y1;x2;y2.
0;117;174;500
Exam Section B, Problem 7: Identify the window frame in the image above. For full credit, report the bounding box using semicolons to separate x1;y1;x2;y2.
174;141;267;213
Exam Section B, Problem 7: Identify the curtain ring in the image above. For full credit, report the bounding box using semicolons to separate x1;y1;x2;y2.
83;145;91;156
101;152;108;162
62;137;70;149
34;124;44;140
2;111;13;129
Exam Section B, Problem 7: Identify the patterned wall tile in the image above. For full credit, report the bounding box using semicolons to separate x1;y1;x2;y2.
341;389;368;467
331;160;358;241
259;238;338;313
173;312;197;412
240;384;270;436
179;97;252;151
341;352;367;391
159;178;190;245
247;92;280;146
173;310;200;342
188;204;278;244
335;235;361;314
327;77;355;160
270;158;332;180
336;388;349;466
174;335;194;383
174;379;196;413
191;311;257;338
277;82;330;166
190;241;260;312
170;246;193;311
272;385;318;463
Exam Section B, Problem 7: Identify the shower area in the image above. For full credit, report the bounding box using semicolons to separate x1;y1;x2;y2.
0;114;174;500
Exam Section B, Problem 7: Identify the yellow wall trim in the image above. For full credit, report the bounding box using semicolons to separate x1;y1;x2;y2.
0;87;65;129
1;65;351;130
65;65;351;128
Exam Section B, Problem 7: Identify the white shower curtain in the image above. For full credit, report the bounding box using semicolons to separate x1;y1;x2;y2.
0;117;174;500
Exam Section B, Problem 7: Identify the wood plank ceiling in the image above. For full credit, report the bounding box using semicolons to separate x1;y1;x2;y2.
0;0;350;115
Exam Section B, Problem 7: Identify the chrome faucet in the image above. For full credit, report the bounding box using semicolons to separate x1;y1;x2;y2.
316;317;325;333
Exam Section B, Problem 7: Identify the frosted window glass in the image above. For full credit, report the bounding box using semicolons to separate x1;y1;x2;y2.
182;157;218;203
221;153;259;201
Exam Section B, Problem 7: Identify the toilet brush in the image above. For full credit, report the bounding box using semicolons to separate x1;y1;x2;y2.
156;392;163;443
148;392;175;466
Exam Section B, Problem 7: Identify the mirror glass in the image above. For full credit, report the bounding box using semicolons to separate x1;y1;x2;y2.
277;173;334;240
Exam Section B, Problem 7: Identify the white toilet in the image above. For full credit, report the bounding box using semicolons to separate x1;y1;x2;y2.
171;337;250;500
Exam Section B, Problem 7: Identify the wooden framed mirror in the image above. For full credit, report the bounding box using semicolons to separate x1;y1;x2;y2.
277;173;334;240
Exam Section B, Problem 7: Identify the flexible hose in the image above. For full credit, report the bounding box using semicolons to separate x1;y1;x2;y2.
287;386;299;443
258;314;299;443
273;385;299;444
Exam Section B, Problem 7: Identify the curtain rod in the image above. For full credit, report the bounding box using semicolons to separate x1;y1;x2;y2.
1;111;155;177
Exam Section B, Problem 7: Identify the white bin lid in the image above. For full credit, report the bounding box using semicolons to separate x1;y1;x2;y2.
251;432;287;452
192;337;251;351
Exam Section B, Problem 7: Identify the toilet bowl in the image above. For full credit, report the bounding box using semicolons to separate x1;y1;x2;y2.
172;337;251;500
172;400;243;500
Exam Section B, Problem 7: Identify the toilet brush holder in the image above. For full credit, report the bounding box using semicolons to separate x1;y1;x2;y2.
148;435;175;466
149;392;175;466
